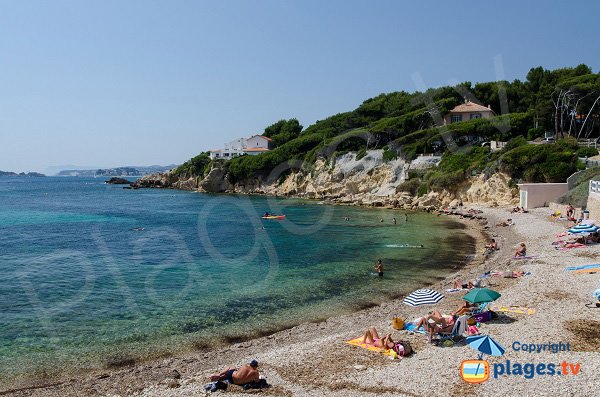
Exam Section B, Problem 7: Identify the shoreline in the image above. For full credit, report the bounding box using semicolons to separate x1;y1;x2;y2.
1;205;488;396
9;204;599;396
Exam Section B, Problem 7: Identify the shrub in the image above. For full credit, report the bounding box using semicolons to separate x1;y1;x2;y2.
576;147;599;158
527;126;545;140
173;152;212;178
355;148;367;161
499;138;580;182
382;145;398;161
397;178;420;195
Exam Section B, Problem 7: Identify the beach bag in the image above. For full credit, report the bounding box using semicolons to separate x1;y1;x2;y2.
204;381;228;393
468;325;479;336
392;317;405;330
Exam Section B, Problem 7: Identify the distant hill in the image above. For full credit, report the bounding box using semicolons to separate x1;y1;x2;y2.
56;165;177;177
0;171;45;177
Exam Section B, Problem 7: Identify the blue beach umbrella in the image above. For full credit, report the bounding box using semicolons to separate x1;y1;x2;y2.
467;334;505;359
403;288;444;307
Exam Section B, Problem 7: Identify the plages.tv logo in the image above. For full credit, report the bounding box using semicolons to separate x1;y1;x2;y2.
460;334;504;384
460;339;581;383
460;360;490;384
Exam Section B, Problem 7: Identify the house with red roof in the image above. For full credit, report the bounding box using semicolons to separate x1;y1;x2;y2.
209;135;272;160
444;100;495;124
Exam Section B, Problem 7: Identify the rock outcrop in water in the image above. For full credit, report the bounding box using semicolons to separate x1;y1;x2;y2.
133;149;519;209
105;177;132;185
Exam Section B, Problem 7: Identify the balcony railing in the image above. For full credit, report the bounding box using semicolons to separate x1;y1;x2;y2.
591;180;600;195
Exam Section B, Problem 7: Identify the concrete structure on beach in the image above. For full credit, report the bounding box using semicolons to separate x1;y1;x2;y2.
517;182;569;209
588;180;600;218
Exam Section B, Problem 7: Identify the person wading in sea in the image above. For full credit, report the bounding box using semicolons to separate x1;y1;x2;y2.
374;259;384;277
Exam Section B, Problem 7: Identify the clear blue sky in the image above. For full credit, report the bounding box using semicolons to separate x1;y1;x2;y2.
1;0;599;173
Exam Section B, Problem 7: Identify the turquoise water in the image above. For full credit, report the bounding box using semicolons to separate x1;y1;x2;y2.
0;177;474;387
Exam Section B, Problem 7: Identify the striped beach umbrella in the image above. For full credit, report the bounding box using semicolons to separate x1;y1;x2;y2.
403;288;444;307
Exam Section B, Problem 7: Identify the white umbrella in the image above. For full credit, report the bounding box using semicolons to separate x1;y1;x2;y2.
403;288;444;307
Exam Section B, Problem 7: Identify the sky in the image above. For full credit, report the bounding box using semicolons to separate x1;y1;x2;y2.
1;1;599;173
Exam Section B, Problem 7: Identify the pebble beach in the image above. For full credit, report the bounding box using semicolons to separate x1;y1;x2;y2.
4;206;600;397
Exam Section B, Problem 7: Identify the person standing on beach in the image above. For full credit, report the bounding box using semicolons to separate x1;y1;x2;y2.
374;259;384;277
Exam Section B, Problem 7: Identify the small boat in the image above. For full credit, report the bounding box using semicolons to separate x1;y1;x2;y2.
261;215;286;220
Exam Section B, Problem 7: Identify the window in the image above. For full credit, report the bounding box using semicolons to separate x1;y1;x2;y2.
451;114;462;123
470;113;482;120
224;153;229;157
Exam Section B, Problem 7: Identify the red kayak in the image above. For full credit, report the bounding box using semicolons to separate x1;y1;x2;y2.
261;215;286;220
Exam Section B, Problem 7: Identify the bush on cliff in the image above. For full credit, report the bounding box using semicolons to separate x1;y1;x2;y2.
173;152;212;178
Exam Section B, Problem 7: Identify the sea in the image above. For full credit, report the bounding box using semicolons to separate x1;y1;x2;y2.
0;176;474;387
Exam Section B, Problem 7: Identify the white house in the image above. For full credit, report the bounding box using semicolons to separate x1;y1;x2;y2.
209;135;272;160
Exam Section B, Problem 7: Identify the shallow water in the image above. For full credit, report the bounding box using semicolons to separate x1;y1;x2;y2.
0;177;474;386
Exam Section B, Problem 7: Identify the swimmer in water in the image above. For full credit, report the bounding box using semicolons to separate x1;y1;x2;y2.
374;259;384;277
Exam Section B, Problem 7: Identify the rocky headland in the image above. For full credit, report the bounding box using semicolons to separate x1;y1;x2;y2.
133;149;519;210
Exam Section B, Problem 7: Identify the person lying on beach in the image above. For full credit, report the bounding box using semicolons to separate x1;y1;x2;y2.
514;242;527;257
361;327;410;356
210;360;260;385
497;219;514;227
362;327;395;349
453;277;482;289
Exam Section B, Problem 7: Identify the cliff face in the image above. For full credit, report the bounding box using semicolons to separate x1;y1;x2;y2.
135;150;519;209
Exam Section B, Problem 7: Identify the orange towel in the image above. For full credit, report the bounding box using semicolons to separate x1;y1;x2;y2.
345;337;394;357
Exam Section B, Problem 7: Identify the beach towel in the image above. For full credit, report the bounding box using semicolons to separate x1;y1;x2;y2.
489;306;536;315
573;268;600;274
565;264;600;271
512;255;538;260
445;288;468;292
403;323;427;335
345;337;395;357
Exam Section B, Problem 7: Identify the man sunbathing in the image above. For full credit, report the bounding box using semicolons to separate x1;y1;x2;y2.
211;360;260;385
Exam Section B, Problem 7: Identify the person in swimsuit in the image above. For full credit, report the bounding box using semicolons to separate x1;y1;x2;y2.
211;360;260;385
374;259;384;277
515;242;527;257
362;327;406;356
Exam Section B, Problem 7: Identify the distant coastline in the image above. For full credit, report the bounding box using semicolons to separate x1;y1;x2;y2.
0;170;45;177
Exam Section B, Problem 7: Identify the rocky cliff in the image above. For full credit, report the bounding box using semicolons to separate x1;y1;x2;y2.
134;150;519;209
